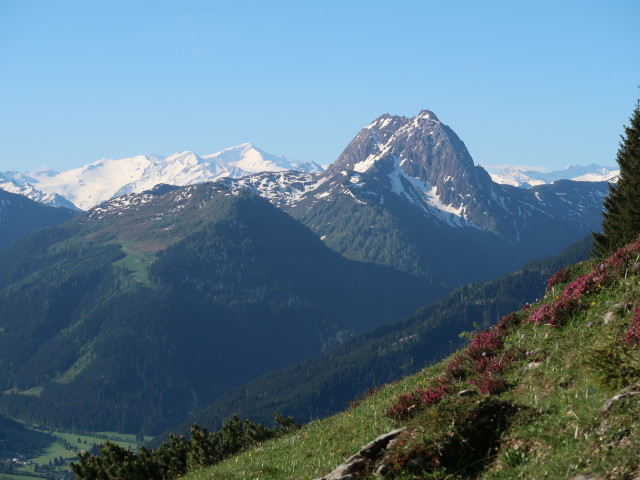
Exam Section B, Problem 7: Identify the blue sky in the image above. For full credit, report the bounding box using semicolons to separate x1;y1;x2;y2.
1;0;639;173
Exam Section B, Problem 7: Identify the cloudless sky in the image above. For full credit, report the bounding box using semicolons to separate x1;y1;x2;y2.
1;0;639;173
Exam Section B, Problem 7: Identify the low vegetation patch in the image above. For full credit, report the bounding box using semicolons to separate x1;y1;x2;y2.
70;414;299;480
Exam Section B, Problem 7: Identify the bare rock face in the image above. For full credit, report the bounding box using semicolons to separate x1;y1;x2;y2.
313;428;406;480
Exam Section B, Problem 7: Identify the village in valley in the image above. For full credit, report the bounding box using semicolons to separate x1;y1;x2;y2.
1;421;143;480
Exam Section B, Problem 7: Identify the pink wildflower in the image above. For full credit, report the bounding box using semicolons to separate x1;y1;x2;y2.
624;306;640;347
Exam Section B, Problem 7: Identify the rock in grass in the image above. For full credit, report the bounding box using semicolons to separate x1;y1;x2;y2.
458;389;478;396
313;428;405;480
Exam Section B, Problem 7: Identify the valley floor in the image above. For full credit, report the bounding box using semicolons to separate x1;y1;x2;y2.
0;425;149;480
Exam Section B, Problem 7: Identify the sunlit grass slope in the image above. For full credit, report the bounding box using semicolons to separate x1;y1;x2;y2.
187;238;640;480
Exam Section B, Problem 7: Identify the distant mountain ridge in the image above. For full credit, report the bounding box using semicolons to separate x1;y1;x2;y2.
1;121;615;212
0;109;610;286
1;143;323;210
486;163;619;187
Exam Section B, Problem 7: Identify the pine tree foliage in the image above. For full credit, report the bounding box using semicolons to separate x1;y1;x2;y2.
70;414;299;480
595;98;640;256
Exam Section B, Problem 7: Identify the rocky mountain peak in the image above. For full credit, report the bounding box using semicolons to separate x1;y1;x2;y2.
327;110;493;208
416;109;440;122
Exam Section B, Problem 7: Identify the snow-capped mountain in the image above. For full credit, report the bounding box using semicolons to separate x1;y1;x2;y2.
486;164;619;187
230;111;608;237
202;143;322;175
319;110;609;237
323;110;496;228
221;110;609;285
0;172;78;209
2;143;323;210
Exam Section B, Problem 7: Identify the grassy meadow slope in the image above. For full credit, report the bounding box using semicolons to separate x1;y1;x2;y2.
185;237;640;480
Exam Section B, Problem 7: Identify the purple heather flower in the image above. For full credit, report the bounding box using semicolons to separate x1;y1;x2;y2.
587;322;593;327
482;352;487;357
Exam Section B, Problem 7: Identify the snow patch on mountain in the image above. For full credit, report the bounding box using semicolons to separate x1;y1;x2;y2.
225;171;328;207
353;134;390;173
86;190;158;221
386;156;471;227
85;183;216;222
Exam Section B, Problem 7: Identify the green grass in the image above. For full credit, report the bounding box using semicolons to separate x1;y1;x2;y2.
183;366;441;480
94;431;153;444
113;242;157;286
183;254;640;479
0;474;44;480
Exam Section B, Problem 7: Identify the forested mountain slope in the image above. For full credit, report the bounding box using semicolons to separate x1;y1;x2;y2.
0;188;76;248
0;184;439;434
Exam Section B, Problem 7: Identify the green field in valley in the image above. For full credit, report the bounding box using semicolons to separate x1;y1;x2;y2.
0;419;152;479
